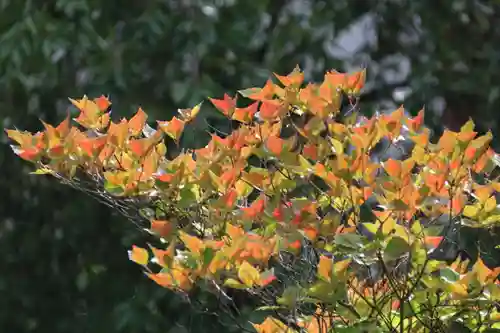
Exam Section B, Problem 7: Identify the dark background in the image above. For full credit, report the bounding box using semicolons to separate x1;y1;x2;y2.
1;1;500;332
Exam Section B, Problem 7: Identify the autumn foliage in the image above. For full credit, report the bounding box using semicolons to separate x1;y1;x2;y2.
7;67;500;332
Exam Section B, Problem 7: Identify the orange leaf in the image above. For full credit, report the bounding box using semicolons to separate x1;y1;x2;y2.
345;69;366;94
384;158;402;178
252;317;290;333
179;232;204;256
424;236;443;248
209;93;236;117
259;100;282;121
325;70;347;88
220;189;238;208
242;196;266;219
406;109;424;133
266;136;286;155
150;220;173;238
128;107;148;136
94;95;111;112
232;102;259;123
318;255;333;282
79;136;108;157
149;244;175;267
303;144;318;160
273;66;304;88
157;117;185;142
147;268;192;291
247;79;275;101
108;119;129;147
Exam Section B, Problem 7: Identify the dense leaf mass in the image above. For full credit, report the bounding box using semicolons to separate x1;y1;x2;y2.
7;68;500;332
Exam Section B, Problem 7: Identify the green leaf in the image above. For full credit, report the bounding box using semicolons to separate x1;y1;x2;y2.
277;286;301;308
440;267;459;283
238;87;261;98
224;278;247;289
202;247;215;267
30;168;54;175
177;185;199;208
384;236;410;262
334;233;364;249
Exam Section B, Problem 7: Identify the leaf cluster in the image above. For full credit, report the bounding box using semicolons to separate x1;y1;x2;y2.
6;67;500;333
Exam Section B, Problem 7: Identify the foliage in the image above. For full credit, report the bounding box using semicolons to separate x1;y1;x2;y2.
7;66;500;332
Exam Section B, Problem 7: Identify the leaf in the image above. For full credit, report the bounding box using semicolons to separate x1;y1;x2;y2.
129;245;149;265
318;255;333;282
238;87;262;98
463;205;480;218
232;102;258;123
224;278;247;289
424;236;443;248
179;232;204;256
334;258;351;275
259;268;277;287
259;100;282;121
157;117;186;143
128;107;148;136
266;136;286;155
208;94;236;117
178;101;202;123
252;317;290;333
150;220;173;238
238;261;261;287
274;66;304;88
384;158;401;178
244;79;275;101
384;236;410;262
30;168;54;175
334;233;364;249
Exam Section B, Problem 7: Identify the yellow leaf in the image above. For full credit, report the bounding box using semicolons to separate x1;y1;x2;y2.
484;196;497;213
334;258;351;276
463;205;479;218
129;245;149;265
238;261;260;287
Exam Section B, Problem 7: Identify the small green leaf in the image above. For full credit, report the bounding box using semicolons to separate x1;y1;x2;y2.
202;247;215;267
238;87;261;98
224;278;247;289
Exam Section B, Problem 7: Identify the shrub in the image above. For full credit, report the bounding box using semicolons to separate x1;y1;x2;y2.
6;67;500;332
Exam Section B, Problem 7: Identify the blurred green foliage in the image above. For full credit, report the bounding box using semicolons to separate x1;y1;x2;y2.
1;0;500;332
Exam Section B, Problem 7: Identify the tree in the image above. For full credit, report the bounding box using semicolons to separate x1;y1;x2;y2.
7;67;500;332
3;1;500;331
